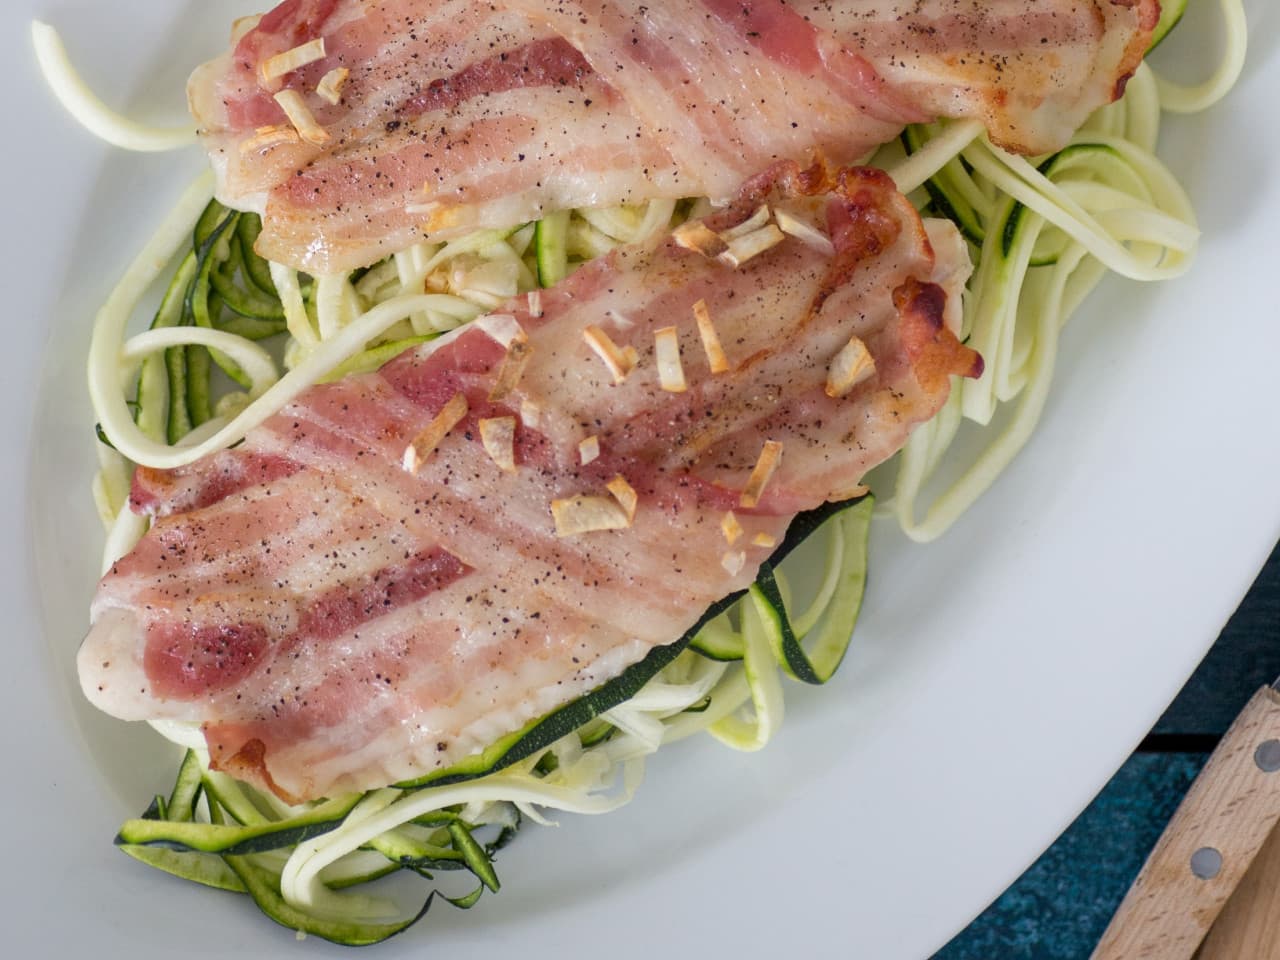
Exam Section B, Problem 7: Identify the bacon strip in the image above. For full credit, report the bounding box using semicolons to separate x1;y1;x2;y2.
191;0;677;273
82;164;979;801
190;0;1158;274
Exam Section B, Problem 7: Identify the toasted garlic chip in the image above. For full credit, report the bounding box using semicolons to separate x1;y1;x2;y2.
316;67;350;105
674;207;791;269
404;393;468;474
479;417;517;473
606;475;638;521
579;435;601;466
262;38;327;83
273;89;329;146
583;325;636;385
721;511;744;546
718;224;786;269
654;326;687;393
775;208;836;257
312;67;348;106
489;337;533;403
719;205;771;241
693;299;729;375
825;335;876;398
552;495;631;537
672;221;729;259
240;124;301;155
740;440;783;509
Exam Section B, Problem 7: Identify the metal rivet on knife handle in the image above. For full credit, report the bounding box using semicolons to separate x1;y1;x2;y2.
1191;847;1223;880
1254;739;1280;773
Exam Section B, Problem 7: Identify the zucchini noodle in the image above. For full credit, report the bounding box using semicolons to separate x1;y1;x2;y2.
270;262;319;349
92;291;480;471
1152;0;1248;114
57;0;1248;942
888;119;985;195
121;327;279;397
882;0;1246;542
280;775;638;914
704;596;787;751
101;503;149;575
30;22;198;152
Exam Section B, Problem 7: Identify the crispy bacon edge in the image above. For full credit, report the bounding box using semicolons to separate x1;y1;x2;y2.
704;155;983;389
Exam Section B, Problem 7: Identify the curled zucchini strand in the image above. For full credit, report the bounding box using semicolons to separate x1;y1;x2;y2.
31;22;197;152
883;35;1229;542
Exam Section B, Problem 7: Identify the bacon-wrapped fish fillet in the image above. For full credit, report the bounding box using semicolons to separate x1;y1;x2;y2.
80;164;980;802
190;0;1159;274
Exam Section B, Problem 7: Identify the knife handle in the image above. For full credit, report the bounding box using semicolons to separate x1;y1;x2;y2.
1197;810;1280;959
1091;686;1280;960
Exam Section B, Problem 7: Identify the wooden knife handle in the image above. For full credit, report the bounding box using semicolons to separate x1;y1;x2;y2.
1197;812;1280;960
1091;686;1280;960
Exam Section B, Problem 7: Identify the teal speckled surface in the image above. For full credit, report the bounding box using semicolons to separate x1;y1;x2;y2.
934;541;1280;960
932;755;1204;959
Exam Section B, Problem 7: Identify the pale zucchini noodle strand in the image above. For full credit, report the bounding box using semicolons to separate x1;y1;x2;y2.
1152;0;1248;115
270;262;320;349
705;596;787;751
120;328;279;396
888;119;986;195
92;292;473;471
882;0;1246;541
282;774;639;915
30;22;198;152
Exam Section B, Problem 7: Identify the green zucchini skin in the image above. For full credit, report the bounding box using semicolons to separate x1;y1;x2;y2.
749;499;872;685
192;199;231;251
119;845;247;894
164;748;204;823
130;201;293;445
235;214;280;299
211;241;287;324
689;627;746;662
190;212;252;392
534;210;571;287
116;793;364;856
118;755;518;945
135;251;196;443
1149;0;1188;51
164;343;193;444
901;125;985;246
222;854;436;946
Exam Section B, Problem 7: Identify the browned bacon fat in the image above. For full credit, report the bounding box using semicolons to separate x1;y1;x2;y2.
81;164;979;802
190;0;1158;274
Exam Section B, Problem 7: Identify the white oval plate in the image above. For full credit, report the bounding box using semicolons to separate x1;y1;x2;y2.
5;2;1278;957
